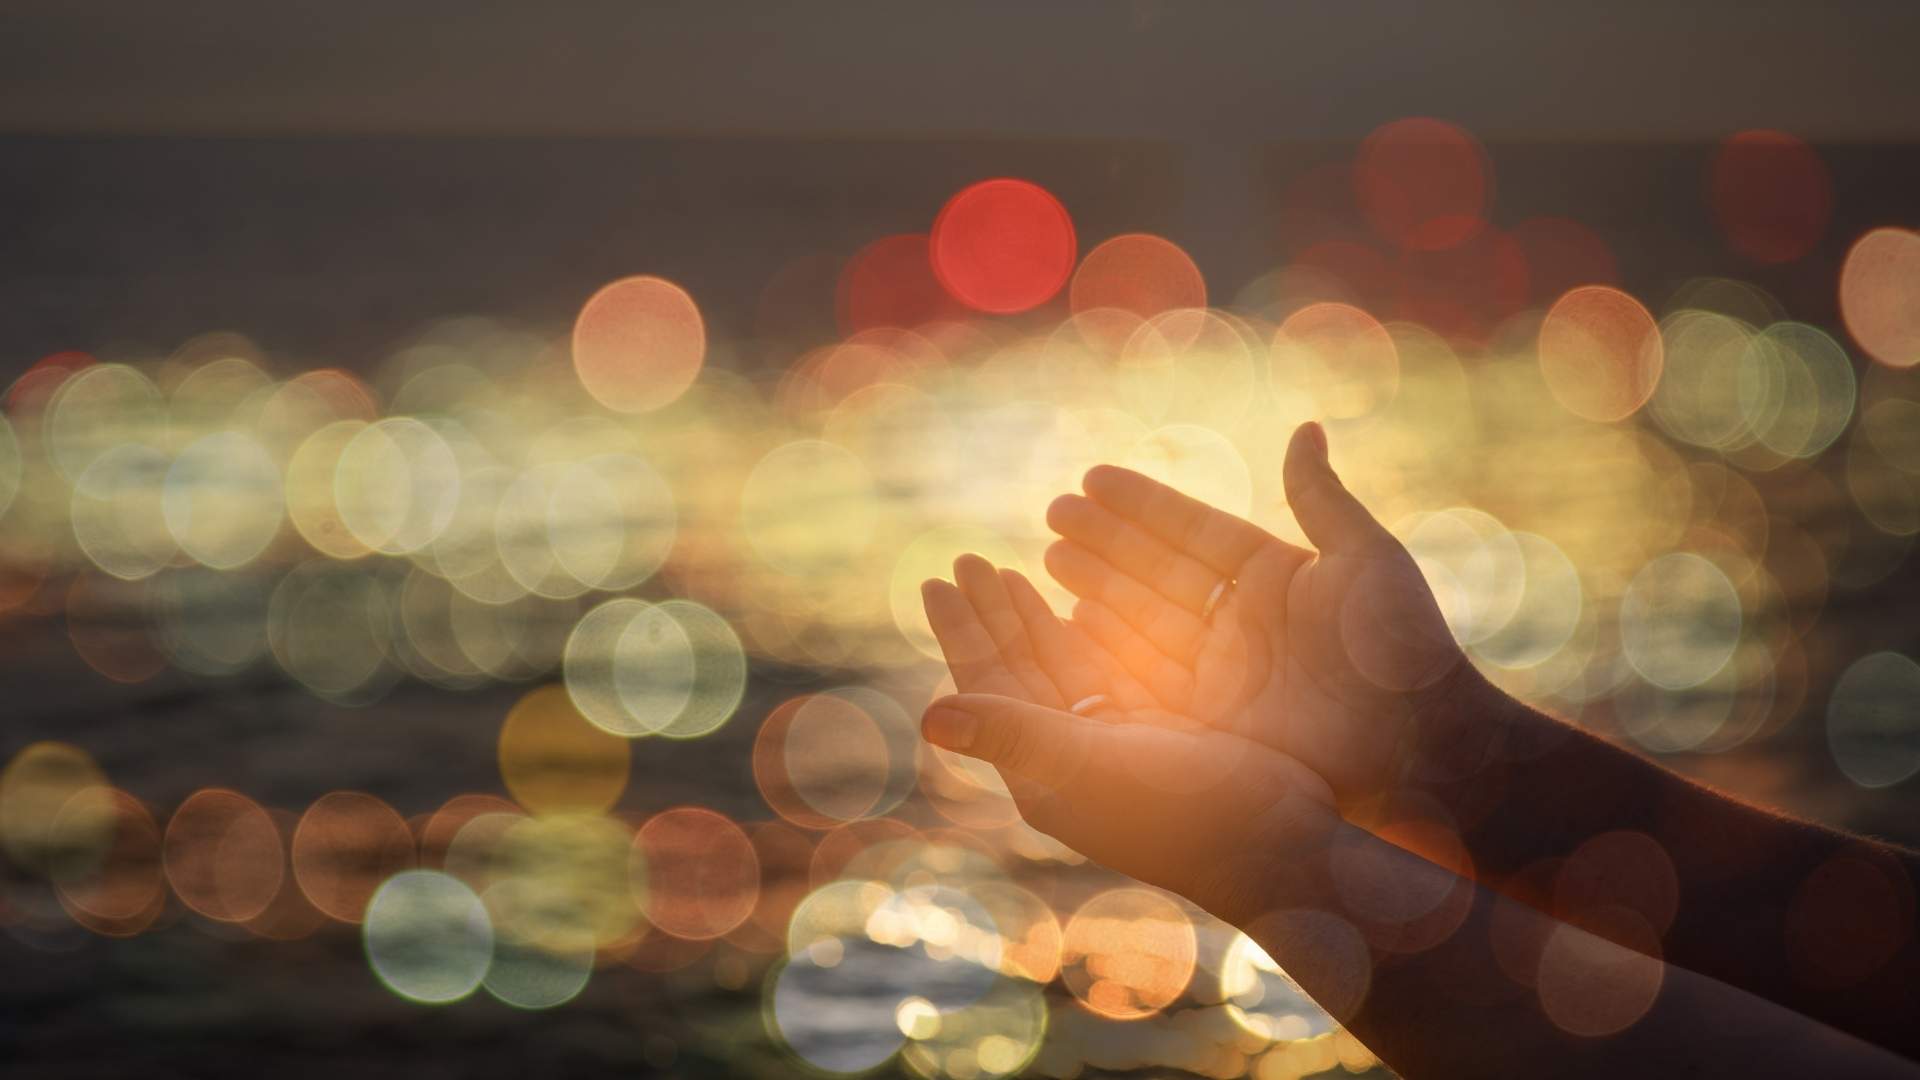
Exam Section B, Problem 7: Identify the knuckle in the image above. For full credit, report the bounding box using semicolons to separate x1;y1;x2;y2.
983;714;1029;765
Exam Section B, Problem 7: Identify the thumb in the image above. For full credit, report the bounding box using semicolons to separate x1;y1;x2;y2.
922;693;1099;789
1283;422;1389;554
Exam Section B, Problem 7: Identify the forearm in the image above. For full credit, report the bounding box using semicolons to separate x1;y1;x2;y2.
1226;811;1920;1080
1401;665;1920;1058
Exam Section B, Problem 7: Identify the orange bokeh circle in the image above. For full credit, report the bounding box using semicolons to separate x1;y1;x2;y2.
634;806;761;941
163;788;284;923
572;274;706;413
1355;118;1490;252
290;791;415;923
1070;234;1207;326
1060;887;1197;1020
1537;285;1664;422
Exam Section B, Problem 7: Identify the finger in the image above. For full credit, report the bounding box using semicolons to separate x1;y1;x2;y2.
953;555;1062;706
1125;707;1214;734
1282;422;1393;555
1047;494;1224;614
922;693;1100;789
921;579;1025;697
999;567;1156;712
1080;465;1275;576
1071;597;1195;710
1045;541;1207;661
925;695;1252;804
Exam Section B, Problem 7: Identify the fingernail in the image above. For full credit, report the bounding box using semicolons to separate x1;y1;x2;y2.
1305;421;1328;458
922;706;977;750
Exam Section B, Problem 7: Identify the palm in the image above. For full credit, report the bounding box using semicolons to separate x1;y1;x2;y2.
1044;424;1461;810
919;556;1337;909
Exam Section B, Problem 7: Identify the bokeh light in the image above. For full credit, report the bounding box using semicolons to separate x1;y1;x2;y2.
1619;553;1743;691
5;109;1915;1079
291;791;416;923
930;179;1076;314
1538;286;1664;423
571;275;707;413
53;788;164;936
1059;888;1197;1021
635;806;760;940
1269;302;1400;423
0;742;111;878
1709;130;1832;265
164;787;284;923
1826;651;1920;788
1069;234;1207;330
496;684;631;814
1354;118;1489;252
363;870;494;1005
1839;226;1920;369
838;234;965;333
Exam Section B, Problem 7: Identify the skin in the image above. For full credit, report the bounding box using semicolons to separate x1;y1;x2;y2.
1042;421;1467;813
920;558;1918;1078
1037;421;1920;1061
917;421;1920;1074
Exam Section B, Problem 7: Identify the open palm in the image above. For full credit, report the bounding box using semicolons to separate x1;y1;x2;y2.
919;556;1336;921
1042;422;1467;811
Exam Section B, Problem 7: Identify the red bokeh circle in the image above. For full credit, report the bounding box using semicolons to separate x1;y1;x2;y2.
930;178;1076;314
1354;118;1490;252
1710;129;1832;265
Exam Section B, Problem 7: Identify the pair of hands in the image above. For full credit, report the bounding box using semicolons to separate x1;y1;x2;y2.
919;421;1479;922
919;426;1920;1078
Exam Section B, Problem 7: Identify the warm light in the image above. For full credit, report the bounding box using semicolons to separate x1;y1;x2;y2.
1354;118;1490;251
1069;234;1207;335
1059;887;1197;1020
635;806;760;940
291;791;415;923
930;178;1077;314
1537;285;1664;422
1709;129;1832;265
496;684;632;815
572;275;706;413
1839;226;1920;368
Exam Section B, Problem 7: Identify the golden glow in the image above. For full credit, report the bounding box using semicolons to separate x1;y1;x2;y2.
1538;286;1663;423
0;122;1901;1074
0;741;112;877
1059;887;1197;1021
496;684;631;815
1270;302;1400;422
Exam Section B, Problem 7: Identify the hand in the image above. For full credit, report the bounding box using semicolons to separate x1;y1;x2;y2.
1043;422;1479;812
919;558;1336;924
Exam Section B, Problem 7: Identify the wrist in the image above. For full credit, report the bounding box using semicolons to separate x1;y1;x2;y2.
1401;657;1518;793
1189;792;1343;930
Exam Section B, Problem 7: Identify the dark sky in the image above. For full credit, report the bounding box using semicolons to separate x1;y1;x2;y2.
2;1;1916;142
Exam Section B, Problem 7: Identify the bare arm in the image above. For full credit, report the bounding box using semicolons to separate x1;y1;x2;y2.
1042;423;1920;1061
1404;669;1920;1060
920;562;1920;1078
922;689;1920;1080
1235;795;1920;1080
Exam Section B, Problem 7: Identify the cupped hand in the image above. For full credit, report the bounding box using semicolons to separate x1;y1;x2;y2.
919;557;1337;923
1043;422;1477;812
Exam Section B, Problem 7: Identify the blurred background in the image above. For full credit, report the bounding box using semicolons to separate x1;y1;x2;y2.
3;3;1919;1077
